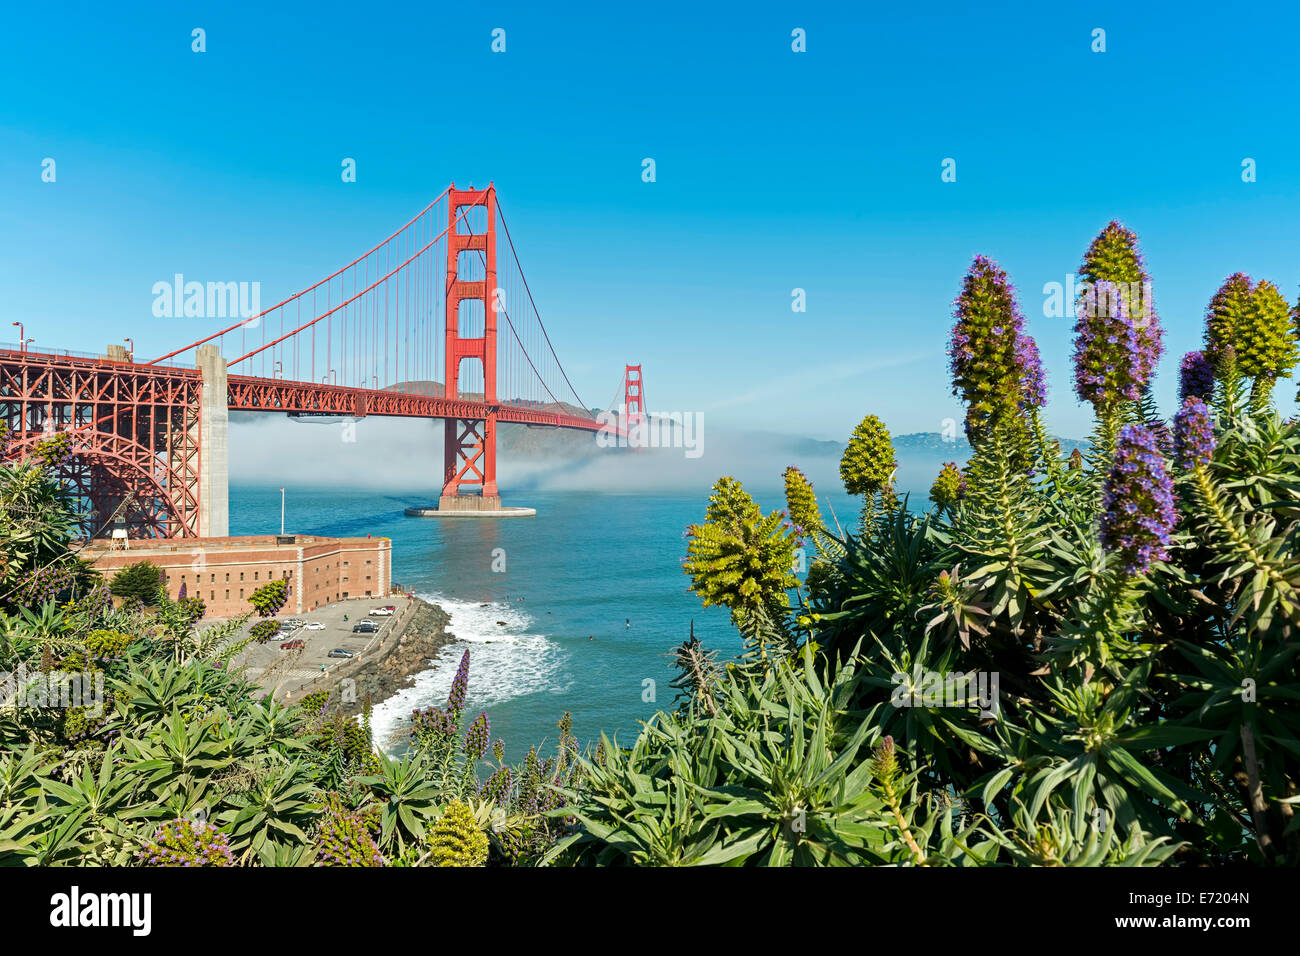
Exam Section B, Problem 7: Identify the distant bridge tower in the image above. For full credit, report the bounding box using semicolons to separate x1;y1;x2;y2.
440;183;500;511
624;364;644;432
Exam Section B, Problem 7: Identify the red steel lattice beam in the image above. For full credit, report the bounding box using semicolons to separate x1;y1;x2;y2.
0;348;201;538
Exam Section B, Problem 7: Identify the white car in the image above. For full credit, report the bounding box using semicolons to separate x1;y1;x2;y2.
369;608;394;616
302;622;325;631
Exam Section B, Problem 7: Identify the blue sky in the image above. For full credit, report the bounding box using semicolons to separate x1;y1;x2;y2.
3;1;1300;442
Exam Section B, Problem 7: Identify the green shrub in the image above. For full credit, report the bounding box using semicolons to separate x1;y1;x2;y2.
109;561;165;605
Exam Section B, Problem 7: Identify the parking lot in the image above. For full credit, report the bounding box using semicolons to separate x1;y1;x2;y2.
226;594;412;701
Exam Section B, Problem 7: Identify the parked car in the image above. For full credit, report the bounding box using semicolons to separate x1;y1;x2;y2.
352;622;377;634
328;648;355;659
280;639;305;650
302;621;325;630
369;607;394;616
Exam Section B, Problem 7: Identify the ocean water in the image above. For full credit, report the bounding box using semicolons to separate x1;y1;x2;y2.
229;480;919;762
229;487;758;760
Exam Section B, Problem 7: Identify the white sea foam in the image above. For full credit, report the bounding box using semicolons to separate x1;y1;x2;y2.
369;594;563;752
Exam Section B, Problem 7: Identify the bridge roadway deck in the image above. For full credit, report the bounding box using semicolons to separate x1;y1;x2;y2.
0;347;601;431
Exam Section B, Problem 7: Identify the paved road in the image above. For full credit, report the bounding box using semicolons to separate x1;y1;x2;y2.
226;594;414;701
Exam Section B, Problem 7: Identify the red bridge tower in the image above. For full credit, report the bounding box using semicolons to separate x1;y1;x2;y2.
440;184;500;511
624;364;644;432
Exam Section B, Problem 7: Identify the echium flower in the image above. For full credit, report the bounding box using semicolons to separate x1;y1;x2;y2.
1204;273;1253;372
683;476;798;632
840;415;896;495
446;649;470;719
782;466;822;535
1173;397;1216;469
948;256;1039;437
1099;424;1177;575
1178;350;1215;403
463;711;491;760
1237;279;1299;395
1077;222;1163;397
427;801;489;868
32;431;74;472
1015;333;1047;409
1072;280;1157;411
929;462;966;511
1080;222;1152;299
479;765;513;805
316;806;385;867
409;705;456;743
138;819;235;867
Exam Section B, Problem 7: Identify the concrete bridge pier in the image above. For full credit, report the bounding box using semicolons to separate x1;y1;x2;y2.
196;344;229;537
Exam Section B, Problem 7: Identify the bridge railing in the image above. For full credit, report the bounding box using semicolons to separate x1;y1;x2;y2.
0;343;196;371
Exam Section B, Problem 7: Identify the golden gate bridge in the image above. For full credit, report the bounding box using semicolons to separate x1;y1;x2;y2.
0;184;645;538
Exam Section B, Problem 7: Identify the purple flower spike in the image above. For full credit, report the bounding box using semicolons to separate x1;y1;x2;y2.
1178;350;1215;403
1173;397;1216;469
463;711;491;759
948;255;1045;436
446;649;470;717
1015;333;1047;409
1099;424;1177;575
1073;280;1162;410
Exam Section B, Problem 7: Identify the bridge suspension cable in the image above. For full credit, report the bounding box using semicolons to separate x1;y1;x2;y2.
146;185;595;419
496;198;590;414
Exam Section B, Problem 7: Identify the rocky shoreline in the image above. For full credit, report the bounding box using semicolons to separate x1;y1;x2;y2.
336;597;457;718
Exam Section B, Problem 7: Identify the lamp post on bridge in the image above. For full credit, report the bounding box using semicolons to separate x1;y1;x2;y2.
11;322;22;352
123;338;133;362
273;360;282;379
24;338;33;353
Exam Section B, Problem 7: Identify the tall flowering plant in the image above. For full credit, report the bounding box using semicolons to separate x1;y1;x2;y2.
658;221;1300;867
683;476;799;658
948;256;1043;440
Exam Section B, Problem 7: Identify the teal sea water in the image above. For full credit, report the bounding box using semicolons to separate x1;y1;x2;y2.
229;483;871;761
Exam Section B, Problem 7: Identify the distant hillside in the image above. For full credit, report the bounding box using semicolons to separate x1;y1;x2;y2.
499;421;600;458
386;380;602;459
